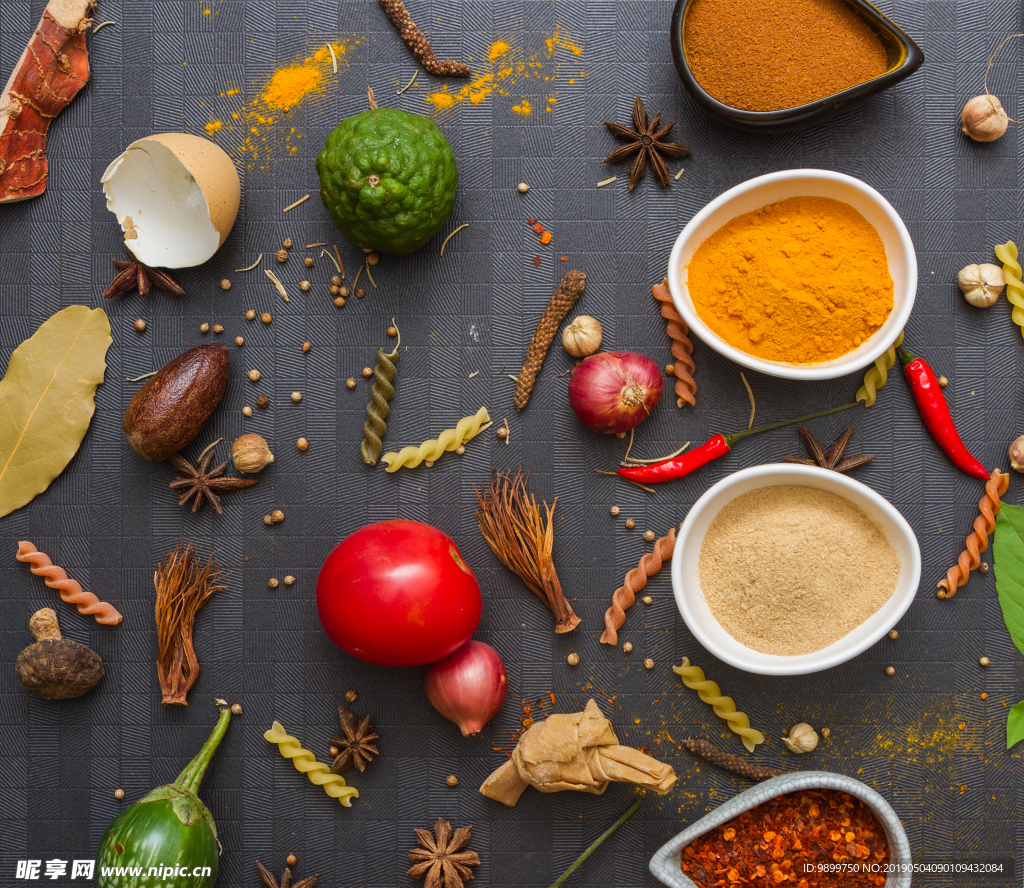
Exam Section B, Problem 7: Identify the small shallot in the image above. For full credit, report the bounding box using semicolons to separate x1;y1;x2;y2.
424;640;508;737
568;350;663;434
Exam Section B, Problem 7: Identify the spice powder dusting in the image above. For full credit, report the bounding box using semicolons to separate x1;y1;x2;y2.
699;485;899;656
686;196;893;365
684;0;889;112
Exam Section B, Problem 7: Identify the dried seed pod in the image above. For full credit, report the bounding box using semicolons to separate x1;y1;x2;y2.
232;433;274;473
275;249;289;263
283;238;293;249
304;257;314;268
246;309;257;321
16;608;104;700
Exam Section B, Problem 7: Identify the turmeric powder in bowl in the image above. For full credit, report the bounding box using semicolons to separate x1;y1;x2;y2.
685;196;893;365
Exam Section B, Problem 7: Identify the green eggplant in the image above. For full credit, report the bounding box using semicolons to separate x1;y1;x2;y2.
96;701;233;887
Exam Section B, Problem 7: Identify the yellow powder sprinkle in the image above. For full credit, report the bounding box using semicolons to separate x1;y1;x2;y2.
488;40;510;61
427;88;456;110
512;99;532;116
263;65;323;112
205;118;223;137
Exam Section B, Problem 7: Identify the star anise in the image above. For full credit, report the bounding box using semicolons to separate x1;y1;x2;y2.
169;446;257;514
103;248;185;299
407;818;480;888
783;425;875;474
256;861;318;888
603;97;692;190
328;705;379;773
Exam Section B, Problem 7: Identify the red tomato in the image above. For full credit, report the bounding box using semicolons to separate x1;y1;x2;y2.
316;520;483;667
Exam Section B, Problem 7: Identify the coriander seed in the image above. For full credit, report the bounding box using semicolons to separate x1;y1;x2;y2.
623;642;633;653
248;369;261;382
304;257;314;268
330;285;341;296
888;629;899;640
387;325;398;337
885;666;896;676
275;248;288;263
114;788;125;800
356;287;366;298
133;318;146;333
302;341;311;353
625;518;635;529
425;460;434;468
299;280;311;291
212;324;224;334
334;296;346;308
271;509;284;523
235;336;244;346
290;391;303;403
284;575;295;586
642;595;653;605
643;530;655;542
257;394;270;408
980;656;991;667
283;237;293;249
497;427;508;439
517;182;530;193
446;775;459;787
286;855;297;868
367;252;379;266
261;312;272;324
331;274;342;287
200;322;210;333
346;378;356;389
362;367;373;378
220;278;231;290
246;309;257;321
644;658;654;670
297;437;309;451
329;745;339;757
339;285;350;297
567;652;579;666
980;562;990;573
345;690;358;703
231;703;242;715
609;505;620;516
264;515;273;525
455;445;466;455
268;577;279;588
665;363;675;375
821;727;831;739
242;406;253;417
616;431;627;439
938;375;949;387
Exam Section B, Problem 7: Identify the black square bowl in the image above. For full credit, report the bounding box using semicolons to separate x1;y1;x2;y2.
670;0;924;131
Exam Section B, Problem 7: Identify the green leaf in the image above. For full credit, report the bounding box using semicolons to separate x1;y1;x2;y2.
992;503;1024;658
1007;701;1024;750
0;306;111;518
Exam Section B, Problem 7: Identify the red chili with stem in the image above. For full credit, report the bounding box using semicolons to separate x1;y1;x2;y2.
617;401;861;484
898;346;989;481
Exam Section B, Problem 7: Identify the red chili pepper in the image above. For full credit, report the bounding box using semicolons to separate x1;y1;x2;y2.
617;401;860;484
898;346;989;481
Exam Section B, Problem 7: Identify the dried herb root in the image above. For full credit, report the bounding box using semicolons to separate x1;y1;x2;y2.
683;738;786;782
379;0;471;77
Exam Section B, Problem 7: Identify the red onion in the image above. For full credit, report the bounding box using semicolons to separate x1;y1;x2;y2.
424;640;508;737
567;350;664;434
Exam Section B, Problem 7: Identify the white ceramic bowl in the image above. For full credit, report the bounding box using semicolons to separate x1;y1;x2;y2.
671;464;921;675
649;771;912;888
666;169;917;380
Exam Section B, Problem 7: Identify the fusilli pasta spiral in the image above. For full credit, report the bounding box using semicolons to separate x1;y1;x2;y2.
17;541;122;625
995;241;1024;340
360;324;400;466
937;468;1009;599
856;329;904;407
381;407;491;472
672;656;765;752
264;720;359;806
652;278;696;407
600;528;676;645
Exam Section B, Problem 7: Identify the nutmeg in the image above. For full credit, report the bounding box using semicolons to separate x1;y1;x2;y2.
961;94;1009;143
16;609;104;700
231;433;274;473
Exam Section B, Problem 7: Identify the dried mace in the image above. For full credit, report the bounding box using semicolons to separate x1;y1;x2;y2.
603;97;691;189
475;469;580;633
16;608;103;700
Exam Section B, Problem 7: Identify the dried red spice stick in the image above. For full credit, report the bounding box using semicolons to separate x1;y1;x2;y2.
0;0;96;203
378;0;471;77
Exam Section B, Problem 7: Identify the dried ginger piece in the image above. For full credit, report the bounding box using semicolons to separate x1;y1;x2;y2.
0;0;96;203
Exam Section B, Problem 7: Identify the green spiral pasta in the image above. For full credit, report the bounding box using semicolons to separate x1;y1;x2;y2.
360;323;401;466
264;720;359;806
672;657;765;752
381;407;491;472
856;329;904;407
995;241;1024;339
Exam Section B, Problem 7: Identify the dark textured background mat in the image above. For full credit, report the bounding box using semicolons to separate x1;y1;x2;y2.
1;0;1023;885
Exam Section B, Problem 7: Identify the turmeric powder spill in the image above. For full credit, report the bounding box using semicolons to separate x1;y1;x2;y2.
686;196;893;365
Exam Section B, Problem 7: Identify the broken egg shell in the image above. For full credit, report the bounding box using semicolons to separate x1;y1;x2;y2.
101;133;240;269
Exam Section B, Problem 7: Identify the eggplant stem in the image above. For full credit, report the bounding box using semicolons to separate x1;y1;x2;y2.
174;701;233;796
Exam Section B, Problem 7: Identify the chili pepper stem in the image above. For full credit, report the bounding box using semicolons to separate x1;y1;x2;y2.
896;345;916;367
546;799;641;888
723;401;861;448
173;702;232;796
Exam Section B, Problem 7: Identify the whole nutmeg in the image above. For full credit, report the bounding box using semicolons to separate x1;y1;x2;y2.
958;262;1005;307
16;609;104;700
562;315;603;358
961;93;1009;143
231;433;274;473
782;722;818;754
1009;435;1024;472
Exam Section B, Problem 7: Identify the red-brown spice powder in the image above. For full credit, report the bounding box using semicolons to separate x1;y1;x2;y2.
684;0;889;112
680;789;889;887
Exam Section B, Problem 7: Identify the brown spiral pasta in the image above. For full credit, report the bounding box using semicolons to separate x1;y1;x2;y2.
17;541;123;625
937;469;1009;599
652;278;696;407
601;528;676;644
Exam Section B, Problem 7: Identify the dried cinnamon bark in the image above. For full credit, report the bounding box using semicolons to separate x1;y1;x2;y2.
0;0;96;203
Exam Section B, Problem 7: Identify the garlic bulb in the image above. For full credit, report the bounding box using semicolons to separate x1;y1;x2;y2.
782;722;818;754
961;94;1009;143
231;433;274;473
958;263;1005;307
562;315;603;358
1009;435;1024;473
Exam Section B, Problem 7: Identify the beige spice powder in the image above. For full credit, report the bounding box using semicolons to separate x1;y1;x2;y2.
699;485;900;656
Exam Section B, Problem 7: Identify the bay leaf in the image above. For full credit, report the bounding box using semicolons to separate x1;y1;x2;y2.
1007;700;1024;750
0;305;112;517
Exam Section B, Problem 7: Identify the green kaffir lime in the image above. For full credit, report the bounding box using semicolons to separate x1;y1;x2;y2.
316;108;459;256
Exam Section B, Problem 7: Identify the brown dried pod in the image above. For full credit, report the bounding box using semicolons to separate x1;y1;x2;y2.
16;608;103;700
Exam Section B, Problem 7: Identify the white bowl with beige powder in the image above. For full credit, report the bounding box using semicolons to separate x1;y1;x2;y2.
672;463;920;675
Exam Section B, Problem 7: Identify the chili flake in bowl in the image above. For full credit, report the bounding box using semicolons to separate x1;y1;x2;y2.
649;772;910;888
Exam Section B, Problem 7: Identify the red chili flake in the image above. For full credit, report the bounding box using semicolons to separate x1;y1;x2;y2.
540;231;552;245
533;256;541;266
527;218;537;225
560;256;568;261
532;222;545;235
680;789;889;888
